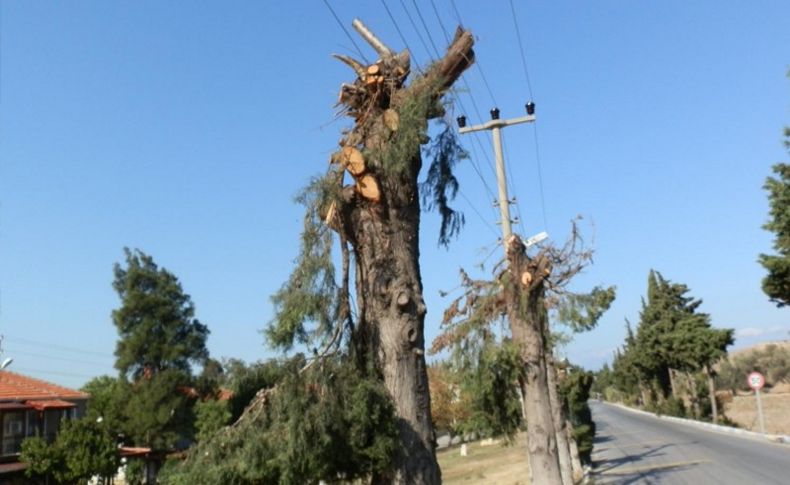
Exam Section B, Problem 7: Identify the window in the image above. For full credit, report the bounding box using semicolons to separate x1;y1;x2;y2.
2;412;26;456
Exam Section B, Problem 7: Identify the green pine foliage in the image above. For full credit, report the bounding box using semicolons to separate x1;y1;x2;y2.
123;368;195;450
453;340;524;441
221;358;287;421
605;271;733;414
555;286;617;332
111;249;210;450
560;368;595;465
760;156;790;307
267;176;340;350
421;121;466;247
161;356;399;484
372;75;443;176
194;399;232;443
20;418;120;483
112;248;209;379
81;375;127;436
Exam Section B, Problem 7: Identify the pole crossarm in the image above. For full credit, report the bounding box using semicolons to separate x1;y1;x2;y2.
458;114;535;134
458;112;536;243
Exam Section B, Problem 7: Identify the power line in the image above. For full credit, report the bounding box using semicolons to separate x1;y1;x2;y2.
448;0;464;27
398;0;435;62
378;1;498;221
507;0;548;230
458;189;498;239
380;0;413;60
3;335;114;358
531;122;549;230
410;0;441;58
429;0;451;45
5;348;113;368
12;366;98;379
430;0;497;107
508;0;534;98
321;0;369;63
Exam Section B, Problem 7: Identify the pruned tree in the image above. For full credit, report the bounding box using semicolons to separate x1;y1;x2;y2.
171;19;475;484
433;222;614;485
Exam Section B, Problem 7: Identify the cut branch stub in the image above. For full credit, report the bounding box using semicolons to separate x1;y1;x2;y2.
367;64;381;76
521;271;533;287
355;174;380;202
383;109;399;132
341;146;366;176
332;54;366;78
352;18;394;58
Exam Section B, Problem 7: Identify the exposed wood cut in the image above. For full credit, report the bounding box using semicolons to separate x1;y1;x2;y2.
324;201;337;225
367;64;381;76
383;109;399;132
521;271;533;287
341;146;366;176
355;174;380;202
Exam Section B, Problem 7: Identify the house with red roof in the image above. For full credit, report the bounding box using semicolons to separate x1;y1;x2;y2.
0;370;87;468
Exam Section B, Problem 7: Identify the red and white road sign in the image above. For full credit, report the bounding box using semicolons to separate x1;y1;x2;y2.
747;371;765;391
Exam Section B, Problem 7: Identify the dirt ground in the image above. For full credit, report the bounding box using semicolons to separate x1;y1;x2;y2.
437;434;530;485
722;390;790;435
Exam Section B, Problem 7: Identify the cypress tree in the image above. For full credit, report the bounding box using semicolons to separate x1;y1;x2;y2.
759;130;790;307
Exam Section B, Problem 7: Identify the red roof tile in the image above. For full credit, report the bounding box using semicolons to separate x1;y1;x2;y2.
0;370;88;402
26;399;77;410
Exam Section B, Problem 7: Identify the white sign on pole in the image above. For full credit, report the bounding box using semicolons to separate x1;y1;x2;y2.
748;371;766;435
748;371;765;391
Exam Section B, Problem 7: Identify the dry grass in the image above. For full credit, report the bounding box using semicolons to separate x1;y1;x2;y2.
437;433;530;485
728;339;790;359
723;390;790;435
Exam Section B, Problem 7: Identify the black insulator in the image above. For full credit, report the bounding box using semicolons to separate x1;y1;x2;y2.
456;115;467;128
526;101;536;115
490;108;500;120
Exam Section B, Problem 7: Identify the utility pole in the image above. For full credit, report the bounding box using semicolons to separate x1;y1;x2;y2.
459;104;567;485
457;104;536;243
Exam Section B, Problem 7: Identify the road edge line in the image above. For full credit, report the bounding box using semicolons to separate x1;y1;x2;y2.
601;401;790;445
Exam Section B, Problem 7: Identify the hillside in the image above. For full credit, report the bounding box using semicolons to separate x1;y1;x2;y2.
729;339;790;359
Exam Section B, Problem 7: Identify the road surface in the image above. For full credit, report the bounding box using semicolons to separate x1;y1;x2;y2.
591;401;790;484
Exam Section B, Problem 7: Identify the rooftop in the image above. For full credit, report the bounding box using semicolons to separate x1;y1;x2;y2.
0;370;88;402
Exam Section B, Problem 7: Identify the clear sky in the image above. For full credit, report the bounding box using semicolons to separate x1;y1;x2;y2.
1;1;788;389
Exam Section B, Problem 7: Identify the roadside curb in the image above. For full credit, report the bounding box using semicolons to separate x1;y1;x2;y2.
607;401;790;445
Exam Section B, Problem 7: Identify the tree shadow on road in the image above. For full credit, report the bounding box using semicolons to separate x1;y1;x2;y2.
594;443;675;474
598;460;704;485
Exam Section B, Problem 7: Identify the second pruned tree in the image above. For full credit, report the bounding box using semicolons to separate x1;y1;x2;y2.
433;224;615;485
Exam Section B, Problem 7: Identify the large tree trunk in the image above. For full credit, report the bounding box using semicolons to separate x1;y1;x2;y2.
329;21;475;484
547;358;573;485
705;365;719;423
505;235;563;485
668;368;679;400
685;371;701;419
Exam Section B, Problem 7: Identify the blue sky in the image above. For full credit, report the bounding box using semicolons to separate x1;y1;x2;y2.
1;1;788;389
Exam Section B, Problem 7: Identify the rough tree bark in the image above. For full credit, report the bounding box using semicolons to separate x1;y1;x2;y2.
685;371;701;418
546;357;573;485
705;365;719;423
326;21;475;484
504;235;563;485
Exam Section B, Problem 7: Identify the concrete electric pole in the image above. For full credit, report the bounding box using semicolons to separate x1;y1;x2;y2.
457;104;537;244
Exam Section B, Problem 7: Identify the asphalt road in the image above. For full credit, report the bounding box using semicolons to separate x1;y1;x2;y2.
590;401;790;484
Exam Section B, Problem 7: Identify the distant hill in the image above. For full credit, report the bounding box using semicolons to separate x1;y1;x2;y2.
729;340;790;359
